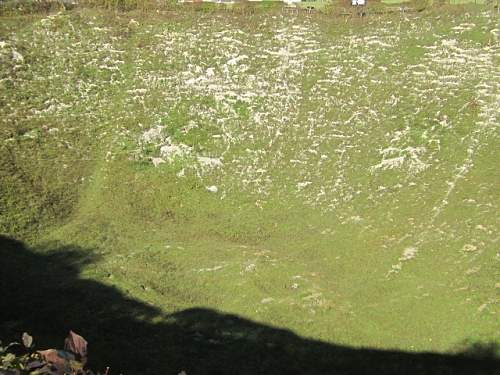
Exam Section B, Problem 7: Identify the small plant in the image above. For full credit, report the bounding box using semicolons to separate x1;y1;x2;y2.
0;331;98;375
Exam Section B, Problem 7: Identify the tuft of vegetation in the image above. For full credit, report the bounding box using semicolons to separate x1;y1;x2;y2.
0;332;95;375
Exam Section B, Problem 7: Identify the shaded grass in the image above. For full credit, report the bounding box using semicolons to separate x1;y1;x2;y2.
1;235;499;374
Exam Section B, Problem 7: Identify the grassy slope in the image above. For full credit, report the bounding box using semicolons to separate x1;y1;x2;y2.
1;4;499;359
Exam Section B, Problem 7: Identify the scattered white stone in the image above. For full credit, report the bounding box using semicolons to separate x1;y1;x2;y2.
371;146;428;175
465;266;481;275
350;215;363;223
151;157;165;167
462;244;478;253
477;303;488;312
128;19;139;28
160;141;191;160
442;39;458;47
206;185;218;193
244;263;256;272
371;156;405;171
141;126;165;144
400;246;418;261
303;292;323;301
206;67;215;77
198;265;224;272
297;181;312;190
21;130;38;139
226;55;248;66
127;88;147;95
12;50;24;63
198;156;223;169
391;263;402;271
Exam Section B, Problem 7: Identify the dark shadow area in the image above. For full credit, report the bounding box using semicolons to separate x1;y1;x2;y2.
1;234;499;375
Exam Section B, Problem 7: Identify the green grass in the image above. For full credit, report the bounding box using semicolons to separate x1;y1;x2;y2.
1;5;499;374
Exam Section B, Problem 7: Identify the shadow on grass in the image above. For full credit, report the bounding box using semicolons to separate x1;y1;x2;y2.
1;235;498;375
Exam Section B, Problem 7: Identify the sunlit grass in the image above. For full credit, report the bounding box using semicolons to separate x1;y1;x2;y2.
1;4;498;357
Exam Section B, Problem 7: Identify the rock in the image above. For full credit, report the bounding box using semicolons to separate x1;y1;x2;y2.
462;244;478;253
244;263;256;272
297;181;312;190
400;246;418;261
442;39;458;47
206;185;218;193
21;129;39;139
128;19;139;28
198;156;223;169
206;67;215;77
160;140;191;160
151;157;165;167
141;126;165;144
12;50;24;64
477;303;488;312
